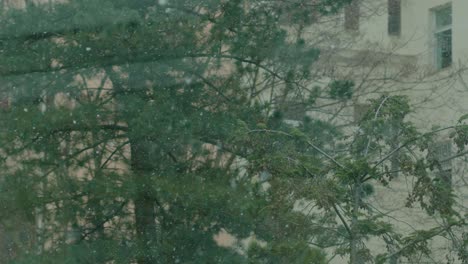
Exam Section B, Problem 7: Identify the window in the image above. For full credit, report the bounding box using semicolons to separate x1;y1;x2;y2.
344;0;360;31
388;0;401;36
429;141;452;185
310;0;320;23
433;5;452;69
277;0;320;25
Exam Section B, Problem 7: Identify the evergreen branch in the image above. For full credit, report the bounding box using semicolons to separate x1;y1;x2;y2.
332;204;352;238
248;129;346;169
48;124;128;134
362;146;468;183
369;126;458;175
100;140;130;169
382;220;463;262
0;15;139;42
363;96;389;157
79;200;128;241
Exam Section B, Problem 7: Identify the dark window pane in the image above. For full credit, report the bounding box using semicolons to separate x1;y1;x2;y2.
345;0;360;31
436;29;452;69
388;0;401;36
435;6;452;28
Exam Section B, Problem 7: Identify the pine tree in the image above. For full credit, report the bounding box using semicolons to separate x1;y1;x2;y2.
0;1;466;264
0;1;351;263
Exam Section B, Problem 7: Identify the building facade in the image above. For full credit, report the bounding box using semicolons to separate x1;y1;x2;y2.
305;0;468;263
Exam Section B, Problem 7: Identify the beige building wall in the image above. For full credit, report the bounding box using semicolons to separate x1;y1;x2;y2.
301;1;468;263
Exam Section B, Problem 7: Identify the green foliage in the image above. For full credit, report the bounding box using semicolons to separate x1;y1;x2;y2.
0;1;465;264
0;0;357;263
247;241;327;264
328;80;354;100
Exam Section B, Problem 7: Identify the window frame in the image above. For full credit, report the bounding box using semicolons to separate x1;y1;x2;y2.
388;0;401;36
344;0;360;31
429;140;453;185
431;4;452;70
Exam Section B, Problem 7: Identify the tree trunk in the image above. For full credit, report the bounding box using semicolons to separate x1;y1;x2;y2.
109;70;160;264
130;140;159;264
350;182;360;264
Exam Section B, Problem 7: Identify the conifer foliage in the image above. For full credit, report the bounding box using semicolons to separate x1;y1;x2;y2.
0;1;349;263
0;1;466;264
